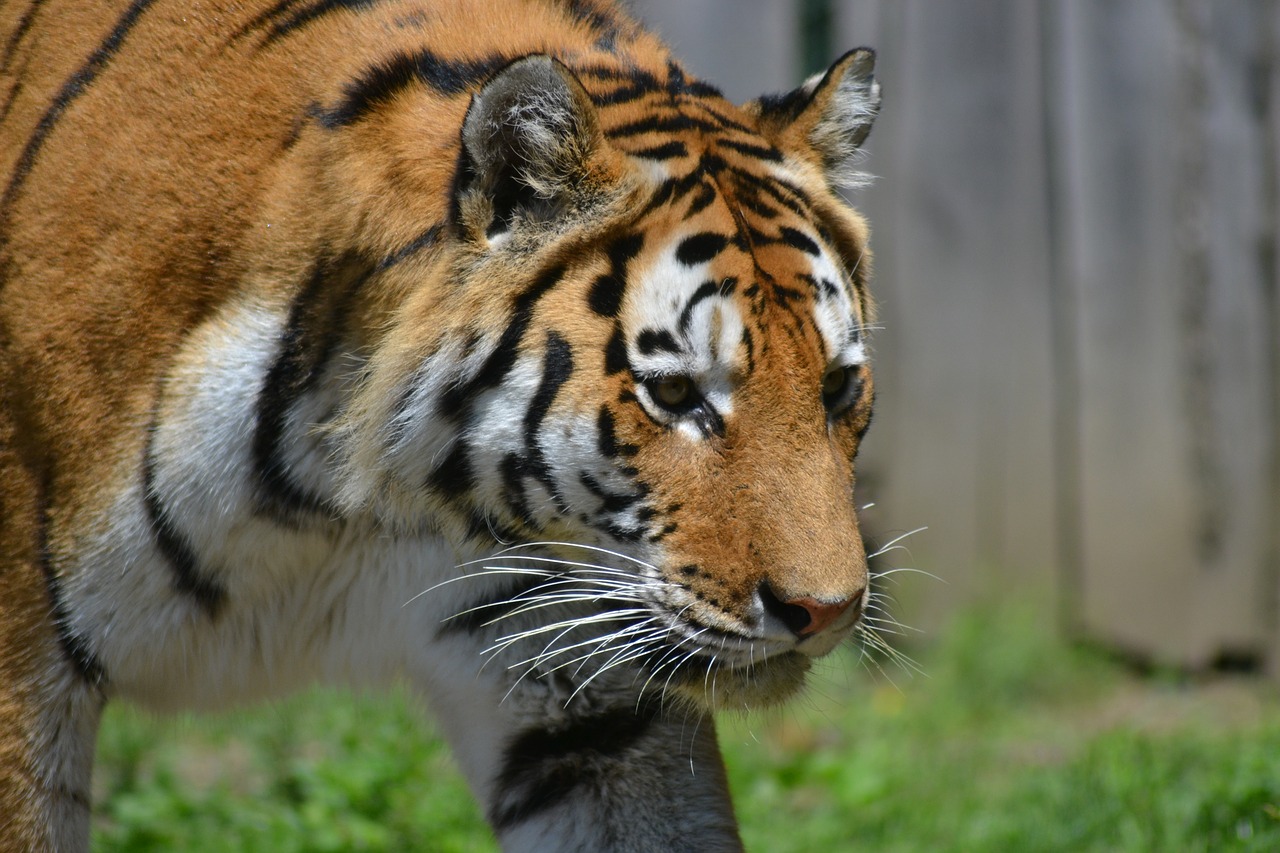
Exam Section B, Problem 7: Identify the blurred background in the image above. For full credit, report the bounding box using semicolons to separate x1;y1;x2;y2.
635;0;1280;677
91;2;1280;850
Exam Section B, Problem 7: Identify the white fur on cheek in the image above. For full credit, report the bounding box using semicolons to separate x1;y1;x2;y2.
807;248;867;365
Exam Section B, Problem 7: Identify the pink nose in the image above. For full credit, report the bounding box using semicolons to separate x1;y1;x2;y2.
787;596;856;636
760;584;864;638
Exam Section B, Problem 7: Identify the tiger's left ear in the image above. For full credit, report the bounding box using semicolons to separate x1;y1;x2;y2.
749;49;881;189
458;54;605;240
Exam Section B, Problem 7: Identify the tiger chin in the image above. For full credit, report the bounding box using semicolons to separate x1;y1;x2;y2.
0;0;882;850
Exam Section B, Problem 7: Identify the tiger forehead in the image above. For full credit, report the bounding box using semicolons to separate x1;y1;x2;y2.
597;159;864;369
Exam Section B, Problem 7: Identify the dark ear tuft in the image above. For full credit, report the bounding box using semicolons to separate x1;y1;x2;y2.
752;48;881;188
459;55;602;236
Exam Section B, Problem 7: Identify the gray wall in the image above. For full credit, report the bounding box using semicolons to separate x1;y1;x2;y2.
630;0;1280;673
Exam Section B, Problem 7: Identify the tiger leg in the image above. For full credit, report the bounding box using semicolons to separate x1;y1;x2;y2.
0;427;104;853
417;667;743;853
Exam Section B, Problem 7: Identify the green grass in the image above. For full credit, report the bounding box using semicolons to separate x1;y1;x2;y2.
93;596;1280;851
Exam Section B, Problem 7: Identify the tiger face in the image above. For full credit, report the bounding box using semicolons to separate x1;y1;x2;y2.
335;53;879;708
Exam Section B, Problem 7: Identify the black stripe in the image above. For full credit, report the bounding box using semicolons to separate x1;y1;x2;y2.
686;100;752;134
606;112;722;139
2;0;157;213
427;439;475;498
253;255;364;523
1;0;45;71
683;79;723;99
684;181;717;219
587;232;642;317
261;0;383;44
316;49;508;128
473;334;576;533
573;63;659;88
500;452;539;530
440;264;566;413
756;171;814;208
648;521;677;543
377;224;441;270
143;444;226;617
0;73;26;126
491;706;657;829
778;226;821;256
525;333;574;437
588;272;624;318
756;87;810;122
579;471;647;514
517;332;574;513
35;482;107;687
797;271;840;299
636;328;680;356
234;0;304;40
717;137;783;162
665;60;686;97
560;0;625;44
730;168;811;219
772;282;808;308
603;326;629;375
677;278;734;333
736;193;780;220
675;232;730;266
589;81;657;107
638;151;729;217
630;140;687;160
428;273;567;507
637;180;675;217
595;407;637;458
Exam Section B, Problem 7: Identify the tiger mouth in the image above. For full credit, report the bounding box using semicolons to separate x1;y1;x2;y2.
654;648;814;709
622;605;833;708
453;545;844;707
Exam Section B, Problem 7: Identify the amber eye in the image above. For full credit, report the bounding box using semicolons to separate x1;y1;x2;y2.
822;365;859;410
822;365;849;398
649;375;695;411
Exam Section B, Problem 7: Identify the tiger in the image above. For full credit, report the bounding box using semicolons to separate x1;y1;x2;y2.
0;0;881;849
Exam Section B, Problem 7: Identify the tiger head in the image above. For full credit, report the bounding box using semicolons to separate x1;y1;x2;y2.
336;49;880;708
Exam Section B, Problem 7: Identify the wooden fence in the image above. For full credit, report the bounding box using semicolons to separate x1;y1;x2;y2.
633;0;1280;674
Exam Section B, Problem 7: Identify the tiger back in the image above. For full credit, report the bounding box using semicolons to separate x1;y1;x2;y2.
0;1;881;849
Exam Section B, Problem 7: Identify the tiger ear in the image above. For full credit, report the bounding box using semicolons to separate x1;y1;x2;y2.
458;54;604;239
750;48;881;189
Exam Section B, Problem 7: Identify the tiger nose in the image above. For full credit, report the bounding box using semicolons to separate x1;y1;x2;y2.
758;582;864;638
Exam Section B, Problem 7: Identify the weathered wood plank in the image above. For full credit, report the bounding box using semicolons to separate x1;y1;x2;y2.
837;0;1059;623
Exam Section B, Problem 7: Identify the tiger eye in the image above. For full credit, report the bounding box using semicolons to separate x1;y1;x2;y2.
653;376;692;408
822;366;849;399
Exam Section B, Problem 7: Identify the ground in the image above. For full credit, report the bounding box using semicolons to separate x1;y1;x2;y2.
92;594;1280;852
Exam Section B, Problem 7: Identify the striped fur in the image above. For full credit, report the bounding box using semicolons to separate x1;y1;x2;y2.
0;1;881;849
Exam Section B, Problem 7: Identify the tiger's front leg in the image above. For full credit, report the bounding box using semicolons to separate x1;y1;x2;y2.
410;641;743;853
409;591;742;850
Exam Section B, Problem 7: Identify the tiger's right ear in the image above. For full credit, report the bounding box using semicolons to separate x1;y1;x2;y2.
750;48;881;189
457;54;605;241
